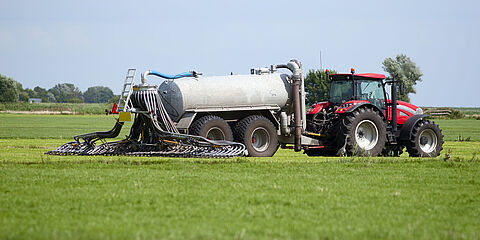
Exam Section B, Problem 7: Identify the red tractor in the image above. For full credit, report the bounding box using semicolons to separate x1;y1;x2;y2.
305;69;443;157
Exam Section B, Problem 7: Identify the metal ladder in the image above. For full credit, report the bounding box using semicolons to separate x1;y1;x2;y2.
117;69;136;112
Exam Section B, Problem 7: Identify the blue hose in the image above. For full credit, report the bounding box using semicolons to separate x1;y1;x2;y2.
149;71;193;79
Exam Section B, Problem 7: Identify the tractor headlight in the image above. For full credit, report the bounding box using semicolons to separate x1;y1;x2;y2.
415;107;424;115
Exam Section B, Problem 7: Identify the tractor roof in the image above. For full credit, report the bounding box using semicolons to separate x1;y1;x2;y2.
329;73;386;80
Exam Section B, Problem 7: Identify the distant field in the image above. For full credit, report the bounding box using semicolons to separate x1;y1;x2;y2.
434;119;480;141
453;107;480;117
0;113;479;239
0;102;110;114
0;114;132;139
0;114;478;141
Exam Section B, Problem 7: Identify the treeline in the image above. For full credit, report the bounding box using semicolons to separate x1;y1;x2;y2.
0;74;117;103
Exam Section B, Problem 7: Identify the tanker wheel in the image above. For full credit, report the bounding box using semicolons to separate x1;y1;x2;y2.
335;107;386;156
234;115;278;157
189;115;233;141
406;120;443;157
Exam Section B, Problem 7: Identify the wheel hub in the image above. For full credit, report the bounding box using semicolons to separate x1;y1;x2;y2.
251;127;270;152
358;130;364;138
355;120;379;151
420;136;428;145
419;129;437;154
206;127;225;140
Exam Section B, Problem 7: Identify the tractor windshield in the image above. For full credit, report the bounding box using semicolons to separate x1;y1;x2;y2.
356;80;385;110
329;79;386;110
329;80;353;105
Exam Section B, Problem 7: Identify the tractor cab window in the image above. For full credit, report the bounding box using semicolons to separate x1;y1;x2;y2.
329;80;353;105
356;80;385;110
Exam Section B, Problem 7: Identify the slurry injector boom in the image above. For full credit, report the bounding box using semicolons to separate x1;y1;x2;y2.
46;70;246;158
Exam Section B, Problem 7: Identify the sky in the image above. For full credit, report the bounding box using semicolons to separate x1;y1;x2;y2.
1;0;479;107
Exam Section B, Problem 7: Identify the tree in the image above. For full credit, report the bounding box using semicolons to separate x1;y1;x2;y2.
382;54;423;102
25;88;37;98
48;83;83;103
0;74;19;102
108;95;120;104
304;69;335;106
19;92;29;102
34;86;56;102
83;86;114;103
14;81;29;102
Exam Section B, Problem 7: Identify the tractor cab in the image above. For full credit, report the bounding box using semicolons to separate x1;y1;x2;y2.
328;71;387;112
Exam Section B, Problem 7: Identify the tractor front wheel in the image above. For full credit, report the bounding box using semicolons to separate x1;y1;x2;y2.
406;120;443;157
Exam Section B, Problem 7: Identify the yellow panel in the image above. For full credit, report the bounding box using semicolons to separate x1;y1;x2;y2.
119;112;131;122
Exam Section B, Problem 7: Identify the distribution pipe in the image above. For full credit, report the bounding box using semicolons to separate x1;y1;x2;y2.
275;59;303;152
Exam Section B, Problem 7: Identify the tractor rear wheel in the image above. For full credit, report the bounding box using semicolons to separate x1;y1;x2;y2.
234;115;278;157
334;107;386;156
406;120;443;157
190;115;233;141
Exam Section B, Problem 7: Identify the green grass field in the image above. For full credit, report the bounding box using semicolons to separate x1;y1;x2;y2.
0;114;133;139
0;102;111;115
1;114;479;239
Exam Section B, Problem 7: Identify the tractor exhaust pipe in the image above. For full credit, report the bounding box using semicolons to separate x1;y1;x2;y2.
275;60;303;152
391;76;398;132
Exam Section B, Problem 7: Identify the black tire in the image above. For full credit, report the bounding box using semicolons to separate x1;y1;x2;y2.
406;120;443;157
189;115;233;141
233;115;278;157
334;107;386;156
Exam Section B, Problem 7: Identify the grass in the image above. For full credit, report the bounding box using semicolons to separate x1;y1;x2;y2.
1;140;480;239
0;102;110;114
1;114;480;239
434;119;480;141
0;114;132;139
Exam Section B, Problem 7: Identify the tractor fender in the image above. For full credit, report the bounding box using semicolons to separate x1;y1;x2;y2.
399;114;430;141
346;102;385;118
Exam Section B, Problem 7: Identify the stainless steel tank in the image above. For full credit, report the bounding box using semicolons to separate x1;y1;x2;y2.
157;73;292;121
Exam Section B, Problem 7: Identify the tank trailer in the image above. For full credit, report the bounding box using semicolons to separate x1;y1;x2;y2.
47;59;443;158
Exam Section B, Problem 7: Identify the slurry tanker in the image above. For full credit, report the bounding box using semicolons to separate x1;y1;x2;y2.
47;59;443;158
